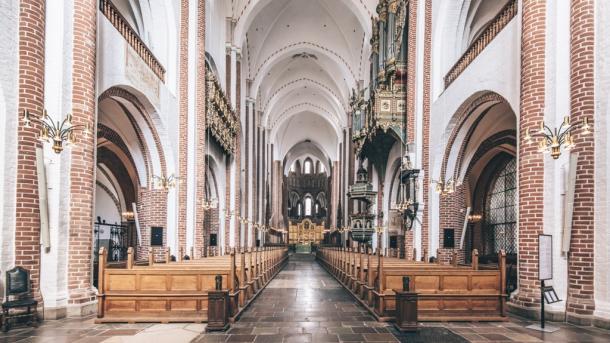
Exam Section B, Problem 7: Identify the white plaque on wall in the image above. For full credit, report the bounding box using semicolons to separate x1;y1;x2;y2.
539;234;553;281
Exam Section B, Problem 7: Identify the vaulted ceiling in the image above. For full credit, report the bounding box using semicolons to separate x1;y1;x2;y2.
234;0;376;162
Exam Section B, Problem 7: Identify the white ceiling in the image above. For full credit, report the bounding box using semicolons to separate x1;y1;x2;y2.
233;0;375;162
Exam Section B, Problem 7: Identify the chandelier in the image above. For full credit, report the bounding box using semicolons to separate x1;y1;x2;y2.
524;116;592;159
152;174;181;190
22;109;91;154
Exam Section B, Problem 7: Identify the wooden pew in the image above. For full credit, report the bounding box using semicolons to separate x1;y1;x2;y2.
317;247;507;322
96;246;288;323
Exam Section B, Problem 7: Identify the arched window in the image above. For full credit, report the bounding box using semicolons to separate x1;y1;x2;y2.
319;164;325;173
315;203;320;215
485;159;517;254
290;163;296;173
297;202;302;217
304;159;312;174
304;197;312;216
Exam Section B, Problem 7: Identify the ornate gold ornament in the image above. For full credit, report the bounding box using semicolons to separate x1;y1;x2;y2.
22;109;91;154
524;116;592;160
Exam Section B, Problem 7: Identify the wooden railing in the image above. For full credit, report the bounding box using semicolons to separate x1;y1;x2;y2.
100;0;166;82
444;0;518;88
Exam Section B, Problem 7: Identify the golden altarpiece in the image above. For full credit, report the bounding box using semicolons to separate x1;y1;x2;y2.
288;219;324;245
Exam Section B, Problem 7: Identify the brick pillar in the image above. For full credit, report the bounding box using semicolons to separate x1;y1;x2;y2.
566;0;595;324
421;0;432;255
513;0;546;311
194;0;206;259
177;0;189;255
68;0;97;311
16;0;45;296
225;158;231;252
406;0;418;142
137;189;168;260
234;55;242;249
437;184;466;264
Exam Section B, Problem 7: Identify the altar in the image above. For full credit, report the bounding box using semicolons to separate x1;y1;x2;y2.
288;219;324;247
295;243;312;254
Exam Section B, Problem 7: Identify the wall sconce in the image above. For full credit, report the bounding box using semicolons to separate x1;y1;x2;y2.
524;116;592;159
152;174;181;190
203;197;218;210
22;109;91;154
467;214;482;223
430;177;460;196
122;211;135;221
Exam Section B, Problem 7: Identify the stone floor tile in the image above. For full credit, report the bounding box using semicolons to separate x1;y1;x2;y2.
253;335;283;343
337;333;365;341
282;333;312;343
225;334;256;342
310;333;340;342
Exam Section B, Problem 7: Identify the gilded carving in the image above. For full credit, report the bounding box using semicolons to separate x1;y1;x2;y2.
206;66;240;154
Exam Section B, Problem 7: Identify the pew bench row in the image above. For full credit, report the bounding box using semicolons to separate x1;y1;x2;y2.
95;246;288;323
317;247;507;322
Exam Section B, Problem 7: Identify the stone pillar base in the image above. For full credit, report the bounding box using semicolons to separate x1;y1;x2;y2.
43;306;68;320
593;315;610;330
566;312;593;326
507;301;565;322
67;300;97;318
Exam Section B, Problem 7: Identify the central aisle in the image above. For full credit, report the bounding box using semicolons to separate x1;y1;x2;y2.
193;253;468;343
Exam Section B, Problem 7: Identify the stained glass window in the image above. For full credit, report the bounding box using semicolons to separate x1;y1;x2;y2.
305;197;313;216
485;159;517;254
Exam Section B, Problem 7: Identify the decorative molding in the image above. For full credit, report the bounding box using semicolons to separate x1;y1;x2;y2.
443;0;517;88
100;0;166;82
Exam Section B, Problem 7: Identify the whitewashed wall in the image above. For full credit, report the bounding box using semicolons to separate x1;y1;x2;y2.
429;11;521;256
0;0;19;296
594;0;610;327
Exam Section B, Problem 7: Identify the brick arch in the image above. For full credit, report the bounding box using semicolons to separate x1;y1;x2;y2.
97;123;142;186
97;146;138;207
99;86;168;180
440;91;512;181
